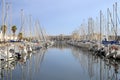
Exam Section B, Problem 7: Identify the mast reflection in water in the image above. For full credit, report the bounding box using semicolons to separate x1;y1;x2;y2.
1;41;120;80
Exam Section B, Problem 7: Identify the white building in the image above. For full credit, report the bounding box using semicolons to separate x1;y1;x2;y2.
0;31;18;42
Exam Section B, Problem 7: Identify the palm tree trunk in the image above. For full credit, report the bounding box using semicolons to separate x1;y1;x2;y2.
13;33;15;40
3;33;5;43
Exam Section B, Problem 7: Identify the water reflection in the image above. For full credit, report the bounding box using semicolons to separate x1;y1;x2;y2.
0;48;47;80
18;48;46;80
0;60;17;80
52;41;70;49
52;42;120;80
1;41;120;80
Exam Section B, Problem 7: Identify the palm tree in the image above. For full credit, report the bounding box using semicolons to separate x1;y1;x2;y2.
18;32;23;41
11;25;17;40
1;25;7;42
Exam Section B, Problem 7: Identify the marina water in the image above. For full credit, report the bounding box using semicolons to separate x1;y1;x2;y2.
1;41;120;80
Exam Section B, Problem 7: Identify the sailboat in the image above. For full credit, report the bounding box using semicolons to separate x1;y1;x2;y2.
105;2;120;59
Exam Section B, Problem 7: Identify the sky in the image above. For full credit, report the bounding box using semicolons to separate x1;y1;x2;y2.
0;0;120;35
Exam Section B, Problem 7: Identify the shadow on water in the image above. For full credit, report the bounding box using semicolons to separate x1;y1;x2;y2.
52;41;120;80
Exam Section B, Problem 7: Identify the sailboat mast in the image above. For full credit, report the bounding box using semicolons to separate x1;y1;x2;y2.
38;21;46;42
29;15;32;42
19;9;24;39
100;10;102;43
107;8;109;41
2;0;5;25
35;21;43;41
43;27;48;41
5;2;10;41
35;21;39;41
99;11;102;79
115;2;117;40
2;0;5;41
87;19;89;40
10;3;12;40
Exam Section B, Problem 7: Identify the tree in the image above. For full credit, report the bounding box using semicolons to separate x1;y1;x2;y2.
11;25;17;40
18;32;23;41
1;25;7;42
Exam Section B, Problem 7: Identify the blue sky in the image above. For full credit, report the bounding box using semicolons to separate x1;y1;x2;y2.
1;0;120;35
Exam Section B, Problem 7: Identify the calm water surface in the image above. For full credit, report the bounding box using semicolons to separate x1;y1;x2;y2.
1;42;120;80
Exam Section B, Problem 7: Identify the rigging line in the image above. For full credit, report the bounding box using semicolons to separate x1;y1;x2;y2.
108;8;117;36
19;9;25;34
117;7;120;24
108;9;114;29
4;3;10;24
117;13;120;24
